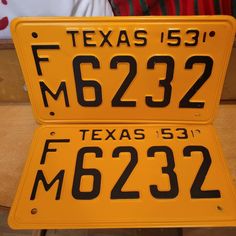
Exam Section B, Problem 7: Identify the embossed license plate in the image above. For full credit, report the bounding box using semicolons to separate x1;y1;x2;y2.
10;16;235;123
9;16;236;229
8;125;236;228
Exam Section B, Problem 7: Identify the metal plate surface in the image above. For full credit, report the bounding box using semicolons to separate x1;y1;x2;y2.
8;124;236;229
11;16;235;123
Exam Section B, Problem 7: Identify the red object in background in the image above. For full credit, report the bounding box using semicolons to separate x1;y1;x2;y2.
110;0;234;16
0;16;8;30
0;0;9;31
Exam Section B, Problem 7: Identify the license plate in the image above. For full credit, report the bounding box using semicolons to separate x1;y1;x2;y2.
8;125;236;228
9;16;236;229
10;16;235;123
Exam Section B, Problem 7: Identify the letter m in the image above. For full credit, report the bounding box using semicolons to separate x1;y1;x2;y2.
40;81;69;107
30;170;64;200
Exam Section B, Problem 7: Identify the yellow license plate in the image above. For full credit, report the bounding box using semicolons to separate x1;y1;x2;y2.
11;16;235;123
8;125;236;228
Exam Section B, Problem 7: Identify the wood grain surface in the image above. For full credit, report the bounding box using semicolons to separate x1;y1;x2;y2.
0;49;29;103
0;104;36;207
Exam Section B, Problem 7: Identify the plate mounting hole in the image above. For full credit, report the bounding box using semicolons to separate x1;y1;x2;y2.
31;208;38;215
50;131;55;136
50;111;55;116
32;32;38;38
209;31;215;37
